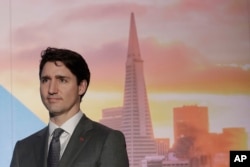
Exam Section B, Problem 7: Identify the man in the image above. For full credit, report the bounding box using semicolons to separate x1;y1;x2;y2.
10;47;129;167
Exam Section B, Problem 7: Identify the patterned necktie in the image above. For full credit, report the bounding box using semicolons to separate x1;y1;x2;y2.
47;128;64;167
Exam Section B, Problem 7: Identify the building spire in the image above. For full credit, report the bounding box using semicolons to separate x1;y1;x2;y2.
122;12;157;167
127;12;141;60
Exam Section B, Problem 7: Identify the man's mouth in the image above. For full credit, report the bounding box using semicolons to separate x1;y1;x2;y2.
47;97;61;103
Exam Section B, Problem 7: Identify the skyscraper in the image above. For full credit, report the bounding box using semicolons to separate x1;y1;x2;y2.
173;105;209;158
99;107;122;130
121;13;157;167
173;105;209;142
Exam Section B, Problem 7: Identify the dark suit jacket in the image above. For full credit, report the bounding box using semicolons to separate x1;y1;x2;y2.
10;115;129;167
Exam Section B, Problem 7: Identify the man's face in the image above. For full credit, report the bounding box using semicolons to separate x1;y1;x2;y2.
40;61;86;117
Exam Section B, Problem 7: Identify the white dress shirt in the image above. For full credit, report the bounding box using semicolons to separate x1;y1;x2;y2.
48;111;83;158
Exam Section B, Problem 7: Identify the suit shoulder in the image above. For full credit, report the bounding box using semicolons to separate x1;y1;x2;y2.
17;126;47;143
91;120;124;136
92;120;114;132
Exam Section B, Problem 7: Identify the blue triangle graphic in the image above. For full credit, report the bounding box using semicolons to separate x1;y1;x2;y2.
0;85;45;167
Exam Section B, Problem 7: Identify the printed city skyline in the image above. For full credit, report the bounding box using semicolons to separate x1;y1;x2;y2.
98;12;249;166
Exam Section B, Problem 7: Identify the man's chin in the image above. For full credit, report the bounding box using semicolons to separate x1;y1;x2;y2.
49;111;63;117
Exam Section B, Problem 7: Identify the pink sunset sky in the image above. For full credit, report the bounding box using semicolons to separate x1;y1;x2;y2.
0;0;250;143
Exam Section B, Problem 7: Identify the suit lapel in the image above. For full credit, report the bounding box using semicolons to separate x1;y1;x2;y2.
59;115;93;167
33;127;49;167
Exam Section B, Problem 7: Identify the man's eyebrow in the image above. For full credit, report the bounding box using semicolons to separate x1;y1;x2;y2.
40;75;50;80
55;75;70;79
40;75;70;80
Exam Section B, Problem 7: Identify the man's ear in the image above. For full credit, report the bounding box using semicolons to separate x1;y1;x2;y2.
79;80;87;95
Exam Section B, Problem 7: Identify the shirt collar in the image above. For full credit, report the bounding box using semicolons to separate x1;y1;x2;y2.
49;111;83;136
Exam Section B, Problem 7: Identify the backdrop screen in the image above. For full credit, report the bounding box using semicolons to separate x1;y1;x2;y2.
0;1;249;167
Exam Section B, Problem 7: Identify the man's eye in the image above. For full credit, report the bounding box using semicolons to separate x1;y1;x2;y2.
41;78;48;83
60;78;67;83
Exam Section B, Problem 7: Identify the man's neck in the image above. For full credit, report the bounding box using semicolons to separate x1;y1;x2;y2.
50;109;80;126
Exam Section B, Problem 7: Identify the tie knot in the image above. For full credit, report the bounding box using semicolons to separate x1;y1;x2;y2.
53;128;64;139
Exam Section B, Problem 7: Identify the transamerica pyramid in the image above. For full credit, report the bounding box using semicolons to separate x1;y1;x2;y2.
0;85;45;167
121;13;157;167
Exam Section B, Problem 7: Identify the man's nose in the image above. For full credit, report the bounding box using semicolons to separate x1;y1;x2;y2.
48;80;58;94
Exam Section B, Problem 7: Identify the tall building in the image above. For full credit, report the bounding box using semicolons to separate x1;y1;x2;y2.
99;107;122;130
222;127;248;150
173;105;209;142
121;13;157;167
155;138;170;156
173;105;209;158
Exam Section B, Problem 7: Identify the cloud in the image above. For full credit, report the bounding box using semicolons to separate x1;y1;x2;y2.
140;38;250;94
161;0;249;32
217;64;250;71
0;49;11;71
8;2;150;55
242;64;250;71
61;2;148;23
163;0;247;17
1;0;249;95
84;40;127;91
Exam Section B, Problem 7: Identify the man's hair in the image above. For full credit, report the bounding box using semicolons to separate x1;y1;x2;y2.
39;47;90;99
